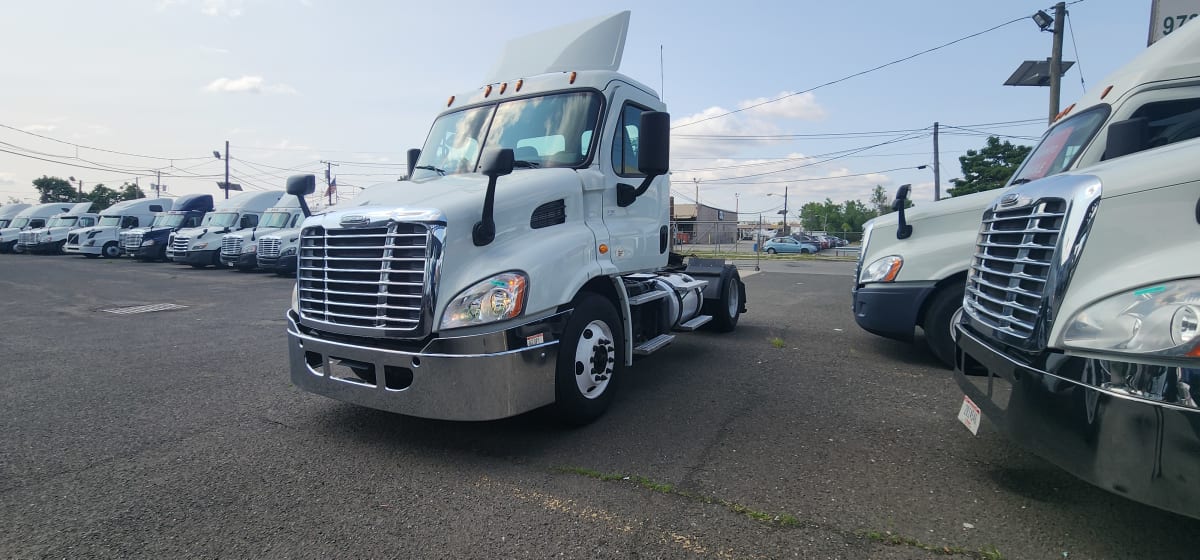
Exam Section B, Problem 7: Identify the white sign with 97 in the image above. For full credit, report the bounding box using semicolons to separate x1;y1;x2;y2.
1150;0;1200;45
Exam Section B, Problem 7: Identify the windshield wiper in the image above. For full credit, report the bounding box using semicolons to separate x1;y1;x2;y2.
512;160;541;169
1010;178;1033;185
414;165;446;176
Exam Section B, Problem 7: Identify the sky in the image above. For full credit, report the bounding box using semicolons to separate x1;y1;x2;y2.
0;0;1158;222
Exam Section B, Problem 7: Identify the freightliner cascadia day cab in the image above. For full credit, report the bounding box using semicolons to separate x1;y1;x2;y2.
954;23;1200;519
0;203;31;229
65;198;172;258
853;23;1200;368
18;202;96;254
168;191;284;268
122;194;215;260
219;195;307;270
285;12;747;424
0;203;76;253
255;226;302;274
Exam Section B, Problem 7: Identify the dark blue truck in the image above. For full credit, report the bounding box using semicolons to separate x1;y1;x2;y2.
120;194;214;260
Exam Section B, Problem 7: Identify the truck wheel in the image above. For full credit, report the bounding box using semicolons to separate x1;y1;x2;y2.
101;242;120;258
554;293;624;425
12;243;25;254
924;283;966;369
704;272;743;333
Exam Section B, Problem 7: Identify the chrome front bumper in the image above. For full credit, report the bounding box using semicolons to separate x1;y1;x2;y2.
287;311;564;421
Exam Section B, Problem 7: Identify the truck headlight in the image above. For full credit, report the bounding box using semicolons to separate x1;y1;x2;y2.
245;244;257;253
1063;278;1200;358
282;247;296;256
86;240;96;247
291;284;299;314
141;239;156;246
441;272;528;329
859;255;903;284
192;242;208;250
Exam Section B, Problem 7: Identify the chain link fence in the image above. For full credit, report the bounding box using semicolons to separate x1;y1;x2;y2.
668;220;862;255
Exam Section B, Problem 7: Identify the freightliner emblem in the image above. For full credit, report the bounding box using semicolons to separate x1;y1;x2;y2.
999;193;1020;207
340;214;369;225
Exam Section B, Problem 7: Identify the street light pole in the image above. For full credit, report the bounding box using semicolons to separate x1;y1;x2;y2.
1048;1;1067;124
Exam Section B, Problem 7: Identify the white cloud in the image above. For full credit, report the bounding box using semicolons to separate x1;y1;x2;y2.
201;0;244;17
205;76;298;95
670;91;826;160
0;172;16;186
21;124;57;133
737;92;825;120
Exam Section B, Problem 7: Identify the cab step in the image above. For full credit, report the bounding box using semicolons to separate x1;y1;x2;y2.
676;314;712;331
633;334;675;356
628;290;669;306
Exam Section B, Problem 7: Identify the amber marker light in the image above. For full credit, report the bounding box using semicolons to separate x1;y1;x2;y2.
569;71;577;84
447;95;455;107
598;244;608;254
499;82;507;94
1100;85;1113;99
484;84;493;97
515;79;523;92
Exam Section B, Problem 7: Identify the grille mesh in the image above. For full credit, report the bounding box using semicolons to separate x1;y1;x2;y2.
170;235;189;256
258;237;281;258
964;199;1066;338
221;236;243;256
298;223;429;332
121;232;143;251
19;231;37;245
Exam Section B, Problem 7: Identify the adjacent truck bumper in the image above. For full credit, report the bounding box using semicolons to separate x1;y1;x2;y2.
27;241;64;253
955;327;1200;520
852;281;936;342
221;252;257;269
66;243;103;256
257;254;296;272
171;248;218;266
287;311;564;421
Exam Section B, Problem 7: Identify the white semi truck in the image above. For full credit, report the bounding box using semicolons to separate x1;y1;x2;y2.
255;226;302;274
65;198;173;258
854;22;1200;368
219;195;306;270
0;204;31;229
167;191;284;268
18;202;96;254
0;203;77;253
286;12;746;424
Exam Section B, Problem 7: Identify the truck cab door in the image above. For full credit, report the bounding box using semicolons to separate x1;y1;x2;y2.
598;96;670;273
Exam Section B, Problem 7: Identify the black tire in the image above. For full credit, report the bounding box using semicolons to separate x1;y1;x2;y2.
924;283;966;369
12;243;25;254
706;272;742;333
84;253;99;259
766;248;777;254
800;248;811;254
101;241;120;258
189;263;208;269
553;293;624;425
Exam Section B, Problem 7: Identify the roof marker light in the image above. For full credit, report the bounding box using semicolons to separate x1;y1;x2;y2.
515;79;523;92
499;82;507;95
484;84;493;97
569;71;577;84
1100;85;1113;99
447;95;455;107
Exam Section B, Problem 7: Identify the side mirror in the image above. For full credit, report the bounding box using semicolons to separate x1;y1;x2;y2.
618;111;671;207
287;175;316;217
473;148;514;246
406;148;421;179
893;184;912;240
1103;117;1149;161
240;215;257;229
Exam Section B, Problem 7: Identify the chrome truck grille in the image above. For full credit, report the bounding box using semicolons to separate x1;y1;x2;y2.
298;223;431;334
965;198;1066;339
221;235;243;256
170;234;189;255
19;231;37;245
121;231;143;251
258;237;281;258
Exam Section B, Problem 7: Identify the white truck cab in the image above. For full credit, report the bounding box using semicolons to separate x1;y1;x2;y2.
0;203;77;254
65;198;172;258
19;202;96;254
219;195;307;270
954;22;1200;520
168;191;284;268
854;23;1200;368
285;12;746;424
0;204;31;229
255;226;302;274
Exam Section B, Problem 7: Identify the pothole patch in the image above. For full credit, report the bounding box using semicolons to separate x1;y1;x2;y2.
101;303;189;315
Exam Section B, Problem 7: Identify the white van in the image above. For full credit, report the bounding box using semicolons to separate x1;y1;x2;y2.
65;198;173;258
854;23;1200;367
0;203;77;253
18;202;96;254
218;195;306;270
168;191;284;268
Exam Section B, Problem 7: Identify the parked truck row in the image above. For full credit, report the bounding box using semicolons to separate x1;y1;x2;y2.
853;22;1200;519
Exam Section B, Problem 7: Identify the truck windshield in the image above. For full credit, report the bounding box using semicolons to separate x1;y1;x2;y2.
48;216;78;227
259;211;292;228
0;220;9;228
98;216;122;227
154;214;185;227
411;91;604;181
1010;105;1110;184
10;218;30;229
208;212;239;227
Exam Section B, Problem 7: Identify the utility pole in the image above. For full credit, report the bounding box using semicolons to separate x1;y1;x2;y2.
78;179;83;203
933;122;942;200
1048;1;1067;124
321;161;339;206
223;140;230;199
153;170;164;198
783;185;789;235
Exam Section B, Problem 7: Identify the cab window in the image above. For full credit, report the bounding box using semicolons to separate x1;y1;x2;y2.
1130;97;1200;150
612;103;646;176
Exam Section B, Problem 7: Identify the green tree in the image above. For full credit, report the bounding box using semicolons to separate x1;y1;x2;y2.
947;136;1032;197
869;185;890;214
33;176;77;203
118;182;145;201
87;184;121;211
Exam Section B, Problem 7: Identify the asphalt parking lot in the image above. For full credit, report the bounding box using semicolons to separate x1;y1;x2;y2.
2;254;1198;559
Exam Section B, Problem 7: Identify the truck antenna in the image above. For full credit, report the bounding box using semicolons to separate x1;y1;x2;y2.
659;44;665;102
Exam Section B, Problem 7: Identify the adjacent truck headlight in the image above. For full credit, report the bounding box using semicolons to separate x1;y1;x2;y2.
141;239;156;246
192;242;208;250
859;255;903;284
245;243;256;253
441;272;528;329
281;247;296;256
1063;278;1200;358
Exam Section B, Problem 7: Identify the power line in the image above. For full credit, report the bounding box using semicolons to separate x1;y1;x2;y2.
1066;10;1086;92
671;165;927;187
0;122;209;161
672;14;1031;130
694;130;929;182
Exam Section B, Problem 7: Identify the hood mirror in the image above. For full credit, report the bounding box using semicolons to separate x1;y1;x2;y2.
893;184;912;239
287;174;316;217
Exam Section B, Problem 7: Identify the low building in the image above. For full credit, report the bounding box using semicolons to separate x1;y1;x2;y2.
671;200;737;244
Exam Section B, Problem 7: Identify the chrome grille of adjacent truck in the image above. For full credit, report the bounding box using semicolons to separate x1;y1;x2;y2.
221;235;243;256
121;231;143;251
298;223;429;333
258;237;281;258
19;231;37;245
964;199;1066;338
170;235;189;255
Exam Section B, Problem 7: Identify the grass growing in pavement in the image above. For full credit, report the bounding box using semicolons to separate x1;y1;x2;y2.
770;337;786;349
559;466;1002;558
